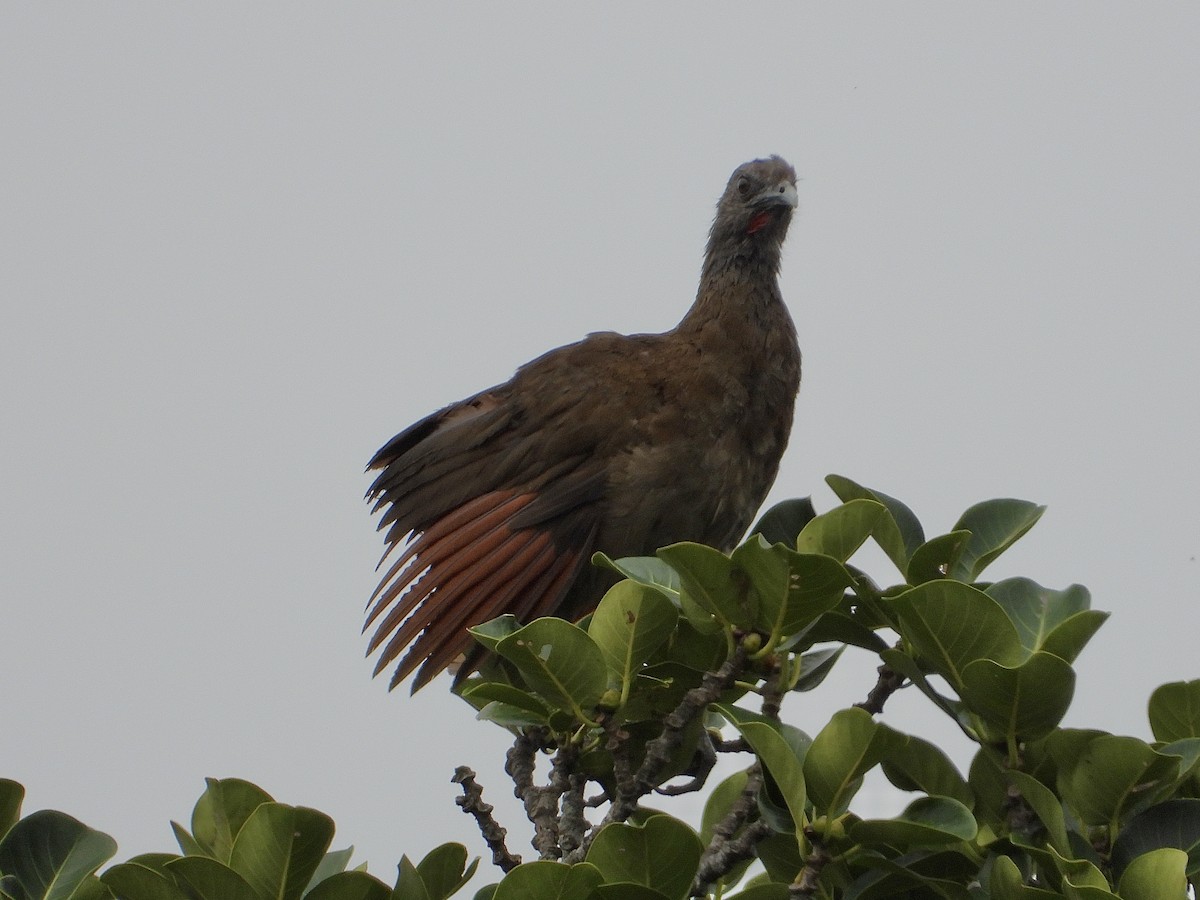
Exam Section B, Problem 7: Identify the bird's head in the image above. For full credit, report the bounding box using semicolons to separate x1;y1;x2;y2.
707;156;798;263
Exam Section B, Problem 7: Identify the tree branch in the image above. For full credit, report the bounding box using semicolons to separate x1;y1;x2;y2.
451;766;521;873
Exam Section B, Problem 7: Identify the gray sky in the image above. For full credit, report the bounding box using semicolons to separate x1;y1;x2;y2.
3;4;1199;879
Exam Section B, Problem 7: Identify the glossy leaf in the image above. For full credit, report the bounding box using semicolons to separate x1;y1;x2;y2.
1056;734;1182;826
794;499;886;562
960;651;1076;741
591;554;680;600
750;497;818;546
658;542;752;628
227;803;334;900
466;616;523;654
165;856;262;900
792;645;845;692
850;795;977;847
715;704;810;835
495;618;608;715
0;810;117;900
0;781;22;842
101;862;191;900
588;582;678;691
1111;798;1200;879
878;726;974;809
1006;769;1071;855
949;498;1045;582
1150;680;1200;742
305;871;393;900
906;531;972;586
1117;847;1188;898
891;580;1024;693
417;842;477;900
984;578;1102;661
825;475;925;572
804;708;897;817
988;855;1061;899
190;777;273;862
492;861;604;900
585;814;702;900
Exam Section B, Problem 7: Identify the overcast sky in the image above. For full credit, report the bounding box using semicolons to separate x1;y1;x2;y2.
3;3;1198;880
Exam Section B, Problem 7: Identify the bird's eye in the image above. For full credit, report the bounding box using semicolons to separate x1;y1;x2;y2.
736;176;752;198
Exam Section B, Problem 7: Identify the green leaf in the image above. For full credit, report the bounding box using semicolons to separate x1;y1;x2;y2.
1055;734;1183;827
305;846;355;892
804;708;898;817
724;885;789;900
794;499;887;562
891;580;1024;693
960;651;1076;741
880;649;970;731
1111;798;1200;879
1116;847;1188;898
170;821;207;857
587;582;678;693
491;861;603;900
731;540;851;640
792;645;845;693
585;815;702;900
495;618;608;717
878;726;974;809
0;781;23;842
825;475;925;572
165;856;263;900
700;771;749;845
101;862;192;900
459;682;551;727
227;803;334;900
715;704;810;835
906;531;972;586
589;886;671;900
466;616;523;654
1006;769;1071;855
803;611;888;653
1149;681;1200;742
191;777;274;862
416;843;476;900
984;578;1102;661
1048;847;1111;894
750;497;818;546
949;498;1045;582
658;542;752;629
850;796;977;847
0;810;117;900
590;554;680;600
393;855;431;900
989;855;1061;899
304;870;392;900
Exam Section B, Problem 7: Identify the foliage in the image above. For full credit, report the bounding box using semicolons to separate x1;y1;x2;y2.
4;475;1199;899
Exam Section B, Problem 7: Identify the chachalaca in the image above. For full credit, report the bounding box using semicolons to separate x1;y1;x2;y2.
365;156;802;692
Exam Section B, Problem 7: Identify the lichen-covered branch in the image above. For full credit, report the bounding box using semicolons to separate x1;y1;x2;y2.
505;728;562;859
691;762;769;896
854;661;905;715
790;837;831;897
451;766;521;873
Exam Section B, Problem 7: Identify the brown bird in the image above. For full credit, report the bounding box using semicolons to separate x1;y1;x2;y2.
365;156;802;692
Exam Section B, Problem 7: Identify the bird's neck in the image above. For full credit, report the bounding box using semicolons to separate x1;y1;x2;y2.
679;240;788;333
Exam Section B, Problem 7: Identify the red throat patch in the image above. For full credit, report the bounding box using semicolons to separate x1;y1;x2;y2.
747;211;771;234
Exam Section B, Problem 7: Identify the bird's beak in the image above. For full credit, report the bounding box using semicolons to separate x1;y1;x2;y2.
754;181;799;210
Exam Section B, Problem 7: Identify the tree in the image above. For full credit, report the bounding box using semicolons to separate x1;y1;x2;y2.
3;475;1199;899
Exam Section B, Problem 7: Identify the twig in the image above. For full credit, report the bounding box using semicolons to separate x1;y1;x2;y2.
564;646;751;863
505;728;561;859
854;662;905;715
451;766;521;873
691;762;769;896
790;836;831;897
550;743;588;856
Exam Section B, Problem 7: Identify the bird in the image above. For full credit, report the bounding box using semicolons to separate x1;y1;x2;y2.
365;156;802;692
